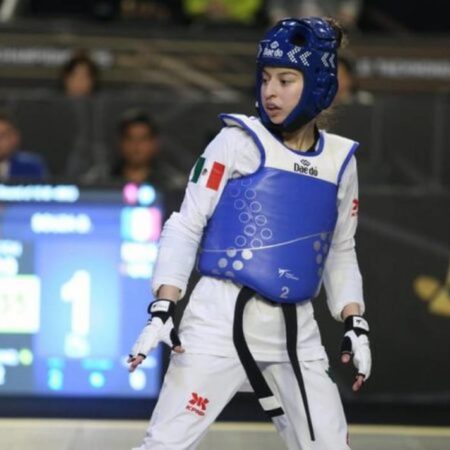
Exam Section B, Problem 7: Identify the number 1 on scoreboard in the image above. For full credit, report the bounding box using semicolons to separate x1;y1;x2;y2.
61;270;91;358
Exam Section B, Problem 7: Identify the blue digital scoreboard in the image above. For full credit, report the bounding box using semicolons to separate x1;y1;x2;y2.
0;183;164;400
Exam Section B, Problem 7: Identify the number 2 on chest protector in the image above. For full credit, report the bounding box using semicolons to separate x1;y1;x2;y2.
280;286;290;298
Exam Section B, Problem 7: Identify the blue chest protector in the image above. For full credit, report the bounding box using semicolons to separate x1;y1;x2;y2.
198;114;358;304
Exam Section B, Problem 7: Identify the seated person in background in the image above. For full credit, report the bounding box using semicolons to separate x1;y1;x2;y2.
0;111;48;182
83;108;185;192
111;109;187;216
267;0;363;30
335;53;374;105
60;50;100;98
111;109;164;185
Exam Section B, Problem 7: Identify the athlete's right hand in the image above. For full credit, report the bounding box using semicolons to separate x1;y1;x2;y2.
128;299;184;373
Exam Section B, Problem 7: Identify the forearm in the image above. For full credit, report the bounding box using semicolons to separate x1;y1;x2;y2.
157;285;181;303
340;302;362;320
323;244;364;320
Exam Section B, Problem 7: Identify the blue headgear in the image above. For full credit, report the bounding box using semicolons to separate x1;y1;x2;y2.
256;17;339;133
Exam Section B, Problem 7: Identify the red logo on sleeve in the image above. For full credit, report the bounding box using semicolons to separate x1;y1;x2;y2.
186;392;209;416
351;199;359;217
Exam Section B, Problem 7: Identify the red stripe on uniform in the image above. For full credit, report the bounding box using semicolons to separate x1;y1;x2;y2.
206;162;225;191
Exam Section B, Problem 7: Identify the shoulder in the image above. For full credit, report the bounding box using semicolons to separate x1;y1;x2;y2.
321;131;359;168
10;151;47;176
199;116;261;177
321;130;359;151
12;151;45;165
203;118;258;158
214;124;252;144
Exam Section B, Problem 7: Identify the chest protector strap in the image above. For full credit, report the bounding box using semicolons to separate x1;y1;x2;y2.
233;287;315;441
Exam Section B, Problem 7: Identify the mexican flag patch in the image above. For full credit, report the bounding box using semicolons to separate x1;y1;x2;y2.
190;157;225;191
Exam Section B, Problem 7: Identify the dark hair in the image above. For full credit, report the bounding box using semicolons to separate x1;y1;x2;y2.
118;109;159;138
316;18;349;130
324;17;348;50
60;50;100;92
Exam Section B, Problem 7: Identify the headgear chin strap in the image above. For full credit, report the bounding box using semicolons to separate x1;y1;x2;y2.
256;17;339;133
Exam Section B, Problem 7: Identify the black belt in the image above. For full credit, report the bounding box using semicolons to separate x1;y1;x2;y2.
232;286;315;441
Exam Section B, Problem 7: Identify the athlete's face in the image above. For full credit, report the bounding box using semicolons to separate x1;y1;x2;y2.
261;67;304;124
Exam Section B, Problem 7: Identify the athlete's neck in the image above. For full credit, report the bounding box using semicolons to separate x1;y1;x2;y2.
282;122;317;152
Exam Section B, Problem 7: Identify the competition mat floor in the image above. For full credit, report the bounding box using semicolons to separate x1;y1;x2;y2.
0;419;449;450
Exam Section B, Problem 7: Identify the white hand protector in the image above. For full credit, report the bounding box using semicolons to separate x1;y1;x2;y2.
129;299;181;359
340;315;371;380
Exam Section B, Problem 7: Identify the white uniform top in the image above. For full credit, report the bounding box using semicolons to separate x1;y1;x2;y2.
152;121;364;362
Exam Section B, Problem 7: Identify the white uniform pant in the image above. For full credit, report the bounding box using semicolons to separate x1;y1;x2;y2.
132;353;350;450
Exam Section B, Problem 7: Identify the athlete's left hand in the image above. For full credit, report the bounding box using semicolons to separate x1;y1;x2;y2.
128;299;184;373
340;315;371;392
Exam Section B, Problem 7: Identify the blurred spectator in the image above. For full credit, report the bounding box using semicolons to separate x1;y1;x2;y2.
267;0;363;30
0;111;48;182
59;51;108;180
184;0;263;25
92;0;121;20
29;1;120;21
121;0;184;23
83;108;183;189
335;52;373;105
111;109;162;185
60;51;100;98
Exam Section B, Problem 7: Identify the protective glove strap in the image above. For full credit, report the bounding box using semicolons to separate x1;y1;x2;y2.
148;299;176;323
344;315;369;336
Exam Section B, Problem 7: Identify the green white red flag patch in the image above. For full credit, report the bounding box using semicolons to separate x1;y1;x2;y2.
190;157;225;191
